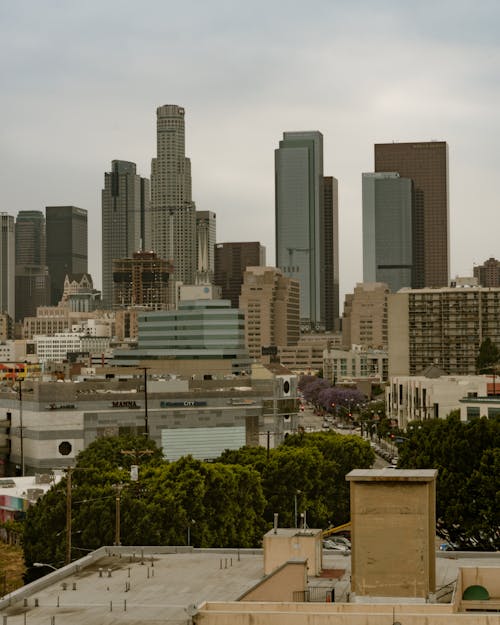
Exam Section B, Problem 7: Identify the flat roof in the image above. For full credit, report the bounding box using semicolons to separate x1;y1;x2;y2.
1;546;498;624
346;469;438;482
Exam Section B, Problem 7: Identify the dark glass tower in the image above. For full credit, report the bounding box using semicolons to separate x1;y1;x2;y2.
375;142;449;288
46;206;88;305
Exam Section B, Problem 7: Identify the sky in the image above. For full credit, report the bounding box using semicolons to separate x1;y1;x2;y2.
1;0;499;302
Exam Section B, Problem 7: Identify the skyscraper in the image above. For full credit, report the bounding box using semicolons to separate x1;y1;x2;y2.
275;131;338;330
214;242;266;308
15;210;50;321
374;141;449;288
362;172;414;292
46;206;88;305
195;211;216;285
322;176;339;330
150;105;196;286
101;160;151;307
0;213;15;319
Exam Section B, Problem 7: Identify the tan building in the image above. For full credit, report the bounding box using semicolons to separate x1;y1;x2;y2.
22;306;103;340
347;469;437;601
474;257;500;287
388;285;500;377
342;282;389;350
278;332;342;375
239;267;299;360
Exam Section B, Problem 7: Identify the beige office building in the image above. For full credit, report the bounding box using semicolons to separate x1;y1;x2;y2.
342;282;389;350
239;267;300;360
388;285;500;376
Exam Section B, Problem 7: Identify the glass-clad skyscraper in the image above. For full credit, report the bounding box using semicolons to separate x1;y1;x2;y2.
275;131;339;330
362;172;413;292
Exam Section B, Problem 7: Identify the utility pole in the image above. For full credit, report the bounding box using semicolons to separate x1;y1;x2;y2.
140;367;149;437
18;378;24;476
65;466;72;565
114;484;123;546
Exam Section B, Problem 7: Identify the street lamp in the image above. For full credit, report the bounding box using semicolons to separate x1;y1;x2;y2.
33;562;58;571
294;490;302;528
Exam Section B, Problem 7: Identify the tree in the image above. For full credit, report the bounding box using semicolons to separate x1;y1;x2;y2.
476;337;499;374
398;415;500;550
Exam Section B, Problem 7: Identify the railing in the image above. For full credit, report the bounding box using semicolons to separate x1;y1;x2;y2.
435;579;456;603
292;587;335;602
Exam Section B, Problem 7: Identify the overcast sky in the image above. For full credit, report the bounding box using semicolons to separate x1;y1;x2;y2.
1;0;499;301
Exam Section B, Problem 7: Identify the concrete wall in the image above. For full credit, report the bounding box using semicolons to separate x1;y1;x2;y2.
240;561;307;602
263;529;323;576
347;470;437;600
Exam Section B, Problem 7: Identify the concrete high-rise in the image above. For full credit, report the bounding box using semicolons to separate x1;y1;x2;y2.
101;160;151;307
474;257;500;287
150;105;196;286
362;172;414;292
0;214;15;319
46;206;88;305
196;211;216;284
375;141;449;288
214;242;266;308
113;251;171;310
15;211;50;321
275;131;338;330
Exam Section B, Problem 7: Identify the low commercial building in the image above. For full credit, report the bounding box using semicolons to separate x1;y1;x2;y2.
1;368;298;475
386;368;487;428
323;344;388;384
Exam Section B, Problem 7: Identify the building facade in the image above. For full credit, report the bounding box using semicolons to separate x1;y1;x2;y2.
0;214;15;320
388;285;500;377
150;105;196;286
195;210;216;284
342;282;390;350
101;160;150;307
323;345;388;385
473;257;500;287
275;131;338;330
239;267;300;360
374;141;449;288
322;176;340;330
113;299;251;375
386;372;487;428
214;242;266;308
112;251;171;310
45;206;88;305
362;172;414;292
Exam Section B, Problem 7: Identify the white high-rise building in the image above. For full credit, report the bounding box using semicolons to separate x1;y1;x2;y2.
151;105;196;286
0;213;15;319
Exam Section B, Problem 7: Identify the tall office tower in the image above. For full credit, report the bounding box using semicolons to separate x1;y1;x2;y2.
46;206;88;305
150;104;196;286
239;266;300;360
101;160;151;307
15;211;46;266
275;131;337;331
214;242;266;308
323;176;339;330
474;257;500;287
362;172;414;292
15;211;50;321
196;211;216;284
0;214;15;319
375;141;449;288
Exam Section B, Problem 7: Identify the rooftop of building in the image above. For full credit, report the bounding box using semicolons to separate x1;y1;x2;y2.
1;545;498;624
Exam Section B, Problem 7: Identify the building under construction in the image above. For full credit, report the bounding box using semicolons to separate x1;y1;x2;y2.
112;251;173;309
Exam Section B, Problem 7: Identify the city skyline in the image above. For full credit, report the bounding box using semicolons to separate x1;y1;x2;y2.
2;2;499;302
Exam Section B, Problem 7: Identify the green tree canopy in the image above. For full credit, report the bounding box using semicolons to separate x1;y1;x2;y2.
398;415;500;550
476;337;499;374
